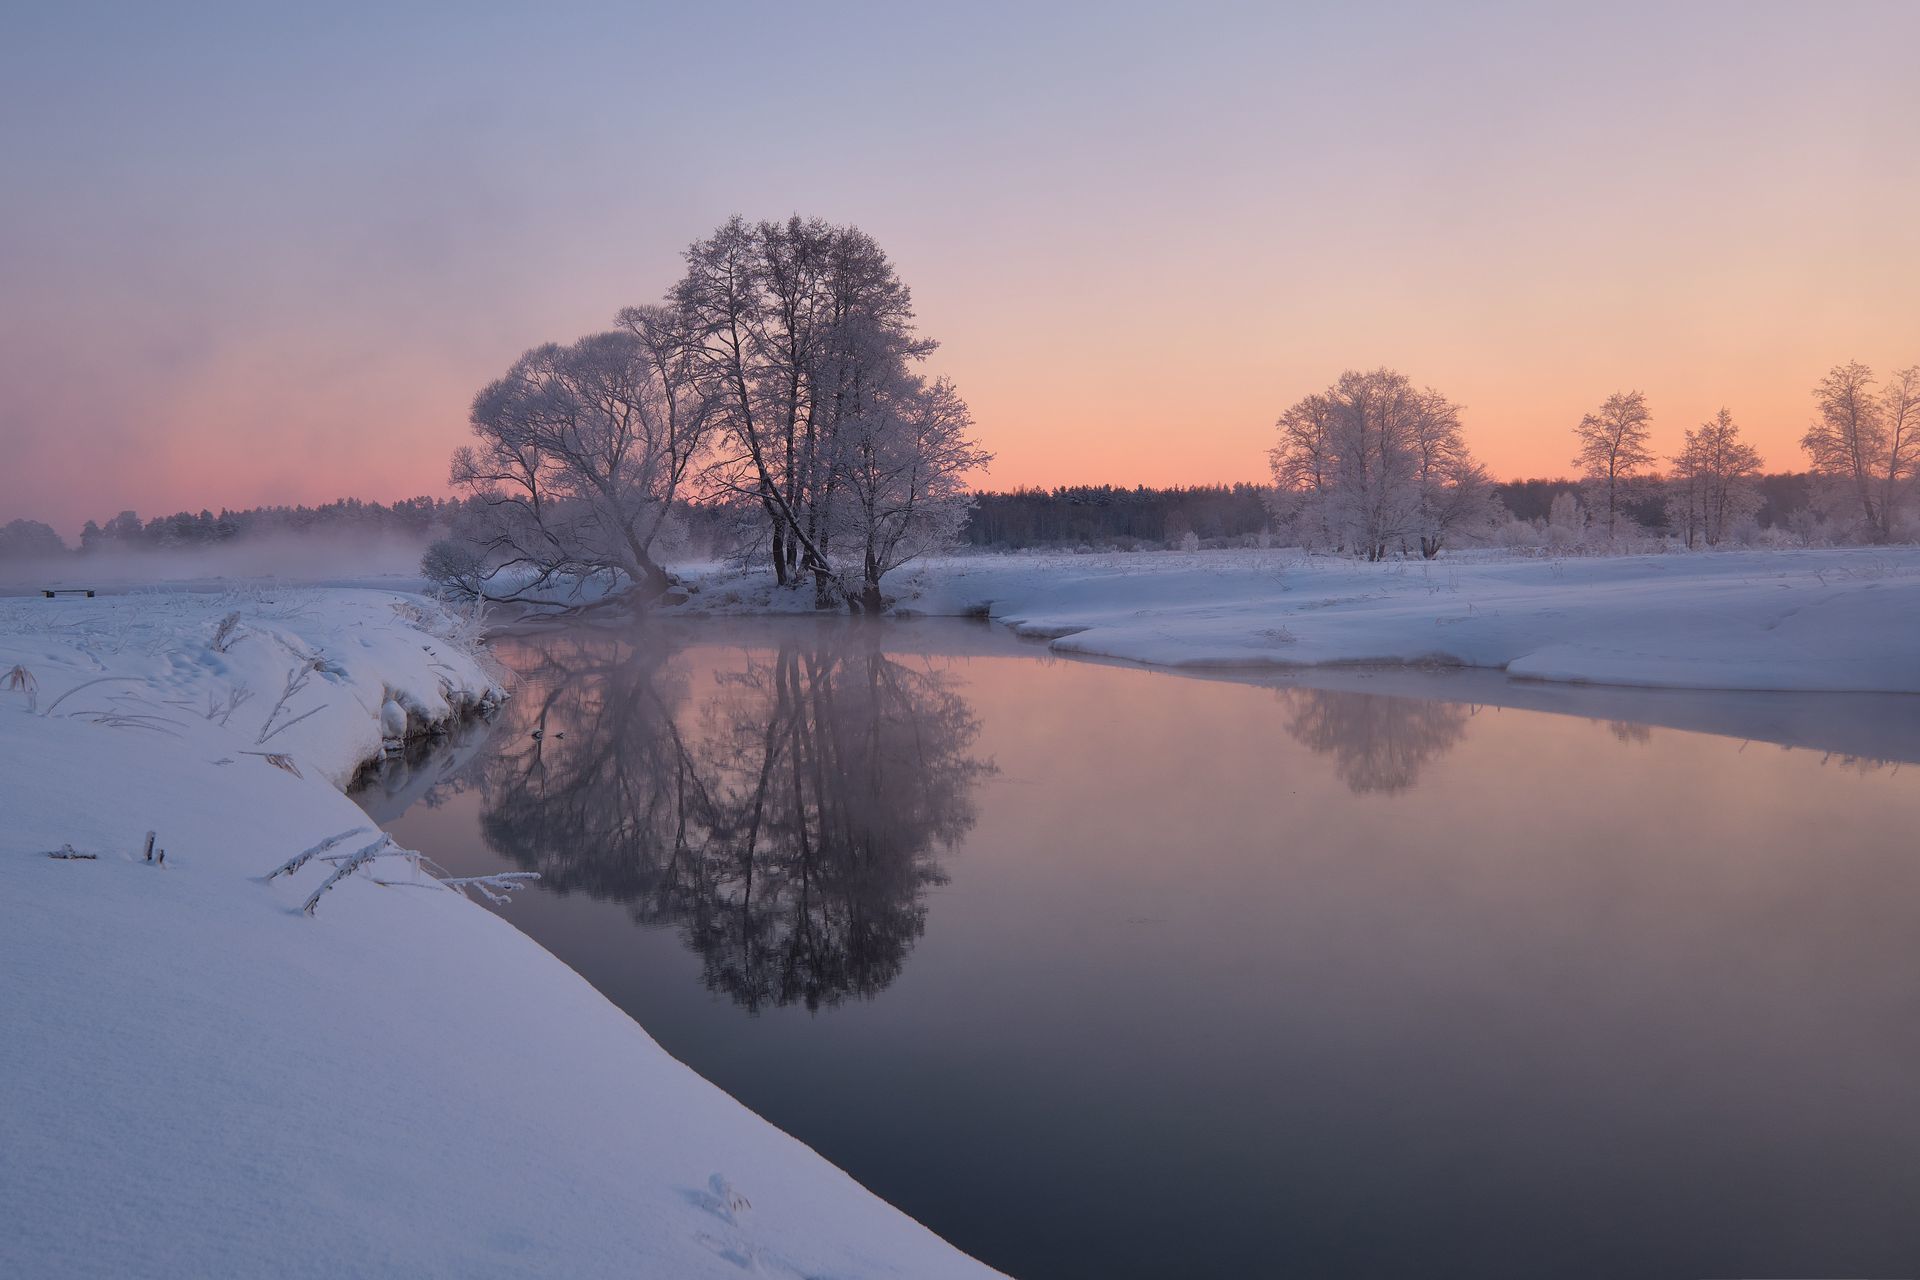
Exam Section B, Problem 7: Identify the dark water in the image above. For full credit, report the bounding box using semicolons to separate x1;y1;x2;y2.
356;618;1920;1279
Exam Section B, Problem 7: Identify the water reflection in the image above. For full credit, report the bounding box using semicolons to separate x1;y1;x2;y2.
1282;688;1472;794
357;621;1920;1280
471;626;992;1011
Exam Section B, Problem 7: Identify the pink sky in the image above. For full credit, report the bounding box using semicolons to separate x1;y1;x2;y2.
4;3;1917;536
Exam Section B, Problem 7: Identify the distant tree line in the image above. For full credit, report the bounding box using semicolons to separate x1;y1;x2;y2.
956;484;1271;550
949;475;1827;553
0;468;1839;565
1488;473;1813;535
0;496;469;559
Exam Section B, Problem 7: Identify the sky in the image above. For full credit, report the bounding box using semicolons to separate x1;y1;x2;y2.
3;0;1918;535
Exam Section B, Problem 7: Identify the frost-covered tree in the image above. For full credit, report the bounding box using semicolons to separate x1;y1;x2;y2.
1546;490;1587;552
1269;368;1488;560
834;375;991;611
1801;361;1919;543
673;215;978;606
1573;390;1654;541
1669;408;1763;548
102;510;144;545
441;307;714;602
432;215;983;609
0;519;66;560
1408;400;1497;558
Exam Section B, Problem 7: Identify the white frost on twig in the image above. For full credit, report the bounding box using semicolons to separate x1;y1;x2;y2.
436;872;541;905
301;836;394;916
256;664;328;745
270;830;539;915
266;826;373;881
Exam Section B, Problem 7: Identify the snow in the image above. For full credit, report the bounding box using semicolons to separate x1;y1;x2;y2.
877;547;1920;694
0;589;1001;1279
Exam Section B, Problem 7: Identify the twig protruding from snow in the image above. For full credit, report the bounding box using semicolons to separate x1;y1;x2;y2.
237;750;304;778
5;664;37;711
209;611;243;653
301;836;394;916
436;872;541;905
205;685;254;726
267;829;540;915
256;664;327;745
40;675;149;718
266;826;373;881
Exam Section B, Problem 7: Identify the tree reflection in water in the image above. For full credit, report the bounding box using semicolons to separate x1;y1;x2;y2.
1281;688;1472;795
477;626;992;1011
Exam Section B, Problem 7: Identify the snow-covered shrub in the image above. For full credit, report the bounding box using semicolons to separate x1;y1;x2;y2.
1545;493;1587;553
1492;517;1544;551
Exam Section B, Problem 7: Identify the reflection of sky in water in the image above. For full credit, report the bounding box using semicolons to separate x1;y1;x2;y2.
363;620;1920;1280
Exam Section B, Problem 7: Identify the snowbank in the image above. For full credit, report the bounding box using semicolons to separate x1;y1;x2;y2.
0;589;999;1279
883;547;1920;694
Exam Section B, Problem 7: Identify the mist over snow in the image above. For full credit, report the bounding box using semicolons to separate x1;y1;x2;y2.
0;531;435;592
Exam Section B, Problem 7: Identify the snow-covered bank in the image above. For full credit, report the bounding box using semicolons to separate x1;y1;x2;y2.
0;590;1000;1279
883;548;1920;694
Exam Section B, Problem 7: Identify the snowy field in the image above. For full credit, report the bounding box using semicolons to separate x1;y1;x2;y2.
20;543;1920;697
872;547;1920;694
0;589;1000;1279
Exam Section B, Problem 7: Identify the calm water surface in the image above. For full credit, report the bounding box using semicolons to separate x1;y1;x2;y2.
356;618;1920;1279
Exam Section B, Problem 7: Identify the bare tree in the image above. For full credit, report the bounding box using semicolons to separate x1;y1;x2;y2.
1881;366;1920;538
1269;368;1487;560
673;216;936;606
1669;408;1763;547
834;375;991;611
440;313;713;602
1408;394;1496;558
1573;390;1655;541
1801;361;1919;542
